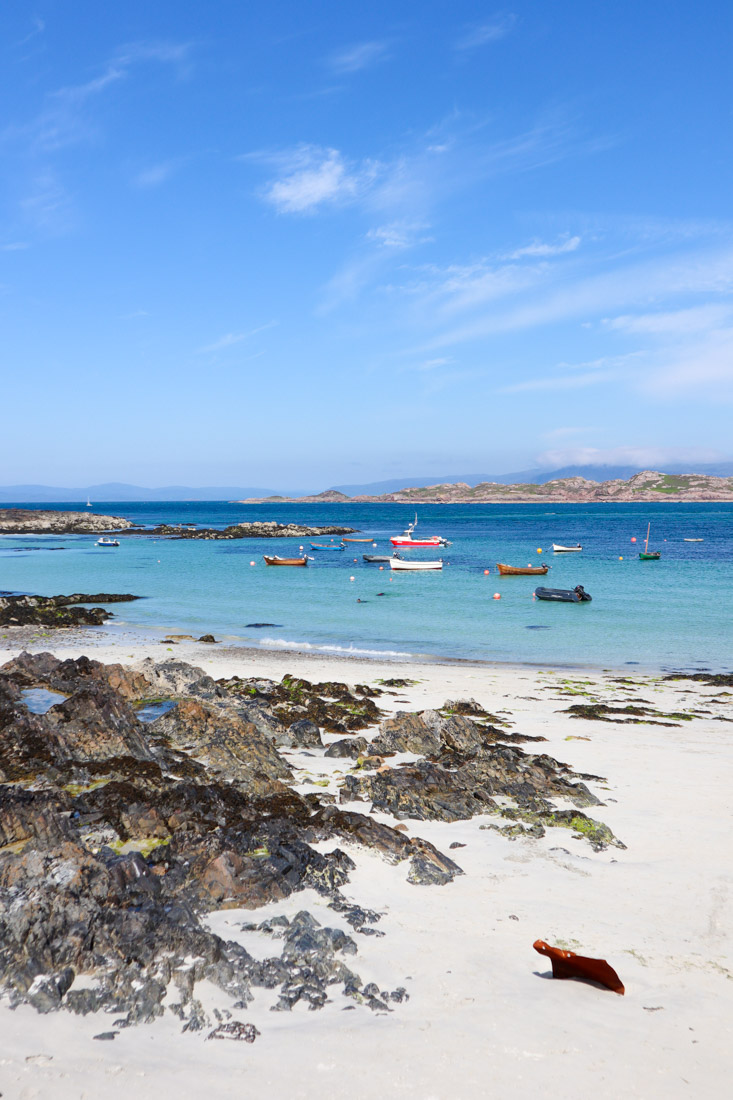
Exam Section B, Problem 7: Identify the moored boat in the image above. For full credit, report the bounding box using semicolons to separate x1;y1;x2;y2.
496;562;549;576
263;555;308;566
552;543;582;552
390;557;443;570
310;543;345;551
342;537;376;543
534;585;591;603
390;514;450;547
639;523;661;560
95;537;120;547
364;554;398;563
683;538;703;542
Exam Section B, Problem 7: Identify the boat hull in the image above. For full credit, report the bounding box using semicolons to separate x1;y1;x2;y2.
263;556;308;566
552;544;582;552
390;537;448;547
496;563;549;576
363;555;394;563
342;538;375;543
310;544;344;550
390;558;443;570
639;552;661;560
534;585;592;603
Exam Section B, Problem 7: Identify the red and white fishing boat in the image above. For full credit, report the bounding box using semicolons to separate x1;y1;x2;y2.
390;515;450;547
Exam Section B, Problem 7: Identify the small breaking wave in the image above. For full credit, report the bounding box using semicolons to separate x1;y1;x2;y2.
255;636;415;659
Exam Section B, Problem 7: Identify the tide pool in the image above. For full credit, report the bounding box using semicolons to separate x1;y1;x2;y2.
1;501;731;671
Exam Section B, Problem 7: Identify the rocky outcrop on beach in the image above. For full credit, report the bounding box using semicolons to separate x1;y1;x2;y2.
145;522;354;539
0;510;134;533
0;593;140;628
246;469;733;504
0;654;459;1030
0;653;619;1033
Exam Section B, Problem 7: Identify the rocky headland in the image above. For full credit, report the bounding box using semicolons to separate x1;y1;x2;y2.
0;594;140;628
143;522;354;539
0;652;620;1036
243;470;733;504
0;510;134;534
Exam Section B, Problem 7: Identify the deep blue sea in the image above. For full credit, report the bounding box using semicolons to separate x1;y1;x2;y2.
1;501;731;671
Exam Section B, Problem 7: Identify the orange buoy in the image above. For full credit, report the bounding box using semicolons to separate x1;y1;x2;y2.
484;569;490;575
537;548;542;554
493;593;501;600
349;576;355;581
631;537;636;543
250;560;256;566
379;565;384;570
619;556;623;560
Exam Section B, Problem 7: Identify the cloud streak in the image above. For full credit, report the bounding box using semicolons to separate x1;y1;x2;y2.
455;15;517;51
327;40;390;74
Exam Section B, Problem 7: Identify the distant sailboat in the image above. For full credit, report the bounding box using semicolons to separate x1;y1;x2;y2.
639;523;661;560
86;495;92;507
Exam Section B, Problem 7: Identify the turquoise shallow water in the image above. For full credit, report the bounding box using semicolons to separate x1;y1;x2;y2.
1;501;731;671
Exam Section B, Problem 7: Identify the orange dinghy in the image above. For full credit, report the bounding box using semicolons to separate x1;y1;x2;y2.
496;563;549;576
342;537;376;543
263;555;308;566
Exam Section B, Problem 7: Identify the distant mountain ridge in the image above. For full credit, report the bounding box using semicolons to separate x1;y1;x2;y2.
243;470;733;504
0;482;284;503
330;462;733;495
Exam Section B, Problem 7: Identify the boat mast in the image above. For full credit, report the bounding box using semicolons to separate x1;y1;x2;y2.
644;522;651;554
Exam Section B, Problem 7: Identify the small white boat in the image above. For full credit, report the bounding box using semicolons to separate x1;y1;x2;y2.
96;537;120;547
552;543;582;553
86;497;92;507
390;557;443;570
683;538;704;542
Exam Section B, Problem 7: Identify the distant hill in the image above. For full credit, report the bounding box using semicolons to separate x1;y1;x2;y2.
331;462;733;495
0;482;286;503
246;470;733;504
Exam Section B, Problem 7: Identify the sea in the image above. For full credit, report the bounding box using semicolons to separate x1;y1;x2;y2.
1;501;731;672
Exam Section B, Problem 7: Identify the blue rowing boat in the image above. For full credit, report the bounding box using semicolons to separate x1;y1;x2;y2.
310;543;345;551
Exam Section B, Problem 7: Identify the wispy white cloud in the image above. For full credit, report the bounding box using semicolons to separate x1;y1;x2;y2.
8;41;192;153
604;303;733;335
132;161;178;189
15;16;45;48
455;14;517;51
506;235;581;259
0;241;30;251
19;173;73;233
501;370;614;394
257;145;379;214
366;221;431;249
196;322;277;355
535;445;726;469
327;40;390;74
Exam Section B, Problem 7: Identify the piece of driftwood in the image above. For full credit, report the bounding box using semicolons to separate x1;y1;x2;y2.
533;940;625;994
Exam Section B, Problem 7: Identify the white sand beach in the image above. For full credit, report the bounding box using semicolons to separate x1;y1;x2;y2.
1;628;731;1099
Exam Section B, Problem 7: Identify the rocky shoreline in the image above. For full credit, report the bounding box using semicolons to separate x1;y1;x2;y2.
0;594;140;628
0;650;621;1036
0;510;134;534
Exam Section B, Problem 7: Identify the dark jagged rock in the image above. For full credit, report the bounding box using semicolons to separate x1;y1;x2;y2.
287;719;323;749
325;736;369;759
198;634;219;643
0;594;139;628
146;522;354;540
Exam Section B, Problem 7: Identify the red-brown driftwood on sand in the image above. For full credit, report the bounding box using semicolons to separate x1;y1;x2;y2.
533;940;625;994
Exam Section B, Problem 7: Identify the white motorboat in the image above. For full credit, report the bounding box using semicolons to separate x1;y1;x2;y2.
552;543;582;552
390;557;443;570
96;537;120;547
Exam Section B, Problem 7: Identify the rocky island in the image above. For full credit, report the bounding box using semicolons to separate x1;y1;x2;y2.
143;521;354;539
0;510;135;534
242;470;733;504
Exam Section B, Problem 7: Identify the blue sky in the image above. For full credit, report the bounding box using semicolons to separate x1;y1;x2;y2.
2;0;732;490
